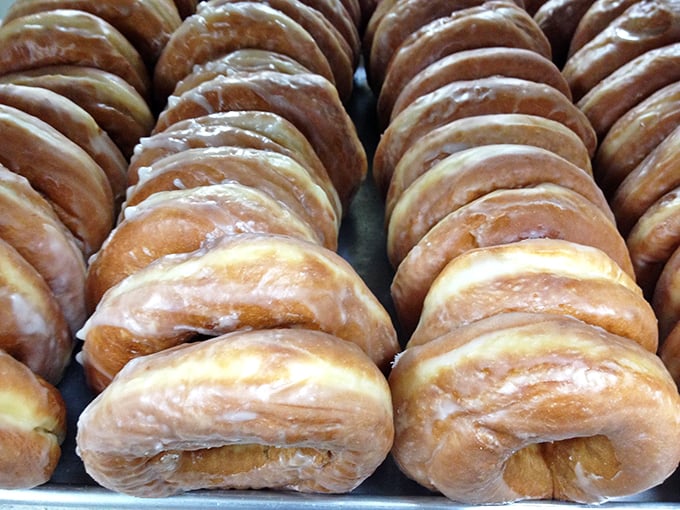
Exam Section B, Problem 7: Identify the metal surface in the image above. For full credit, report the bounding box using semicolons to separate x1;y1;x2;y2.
2;70;680;509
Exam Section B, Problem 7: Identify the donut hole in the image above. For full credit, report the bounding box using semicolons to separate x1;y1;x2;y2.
504;435;621;500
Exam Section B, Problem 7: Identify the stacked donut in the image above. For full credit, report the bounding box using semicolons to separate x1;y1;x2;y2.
74;0;398;498
365;0;680;504
0;0;192;489
535;0;680;386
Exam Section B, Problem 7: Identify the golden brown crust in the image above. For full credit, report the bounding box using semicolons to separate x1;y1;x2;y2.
86;183;321;310
3;0;182;68
0;9;150;100
0;65;154;159
594;81;680;197
0;104;114;257
0;83;127;205
407;239;655;351
0;166;87;334
385;114;592;220
654;245;680;341
611;126;680;235
124;146;339;250
660;320;680;384
378;2;551;114
153;2;334;103
563;0;680;101
154;71;367;212
627;188;680;297
0;238;73;384
386;144;613;269
390;312;680;504
391;184;634;334
569;0;641;55
0;349;66;489
373;77;597;196
299;0;361;63
382;47;571;127
76;329;394;497
577;42;680;139
77;233;398;392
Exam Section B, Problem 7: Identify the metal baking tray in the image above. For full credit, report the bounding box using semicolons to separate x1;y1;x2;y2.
1;67;680;510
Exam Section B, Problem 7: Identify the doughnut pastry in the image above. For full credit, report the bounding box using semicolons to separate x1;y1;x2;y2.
0;166;87;335
0;104;114;257
76;329;394;497
0;349;66;489
390;312;680;504
381;47;571;127
86;183;321;309
562;0;680;101
577;43;680;138
200;0;355;101
0;65;154;159
610;125;680;235
407;239;656;350
153;2;335;103
569;0;642;55
2;0;182;68
656;245;680;341
391;184;634;333
660;321;680;384
174;0;199;17
384;114;592;220
0;9;150;100
0;238;72;385
533;0;595;66
386;144;613;268
298;0;361;62
77;233;399;392
594;81;680;197
0;83;127;205
127;110;340;218
154;71;367;211
627;188;680;296
338;0;361;28
373;77;597;196
124;146;339;250
378;2;552;118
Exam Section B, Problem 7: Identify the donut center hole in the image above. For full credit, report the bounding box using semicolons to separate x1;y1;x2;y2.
504;435;621;499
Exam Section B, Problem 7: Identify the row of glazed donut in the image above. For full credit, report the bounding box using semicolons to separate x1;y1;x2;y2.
0;0;197;489
363;0;680;504
537;0;680;385
74;0;399;499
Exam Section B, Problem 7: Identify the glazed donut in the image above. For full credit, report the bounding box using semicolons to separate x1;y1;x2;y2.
338;0;361;28
562;0;680;101
154;71;367;211
384;114;592;220
0;238;72;384
391;184;634;333
0;349;66;489
381;47;571;127
0;104;113;257
86;183;321;310
297;0;361;63
127;109;340;220
611;126;680;235
390;312;680;504
595;81;680;197
0;83;127;205
153;2;334;103
627;188;680;296
0;9;150;100
77;233;399;392
386;144;613;268
0;166;87;334
654;245;680;338
378;2;552;119
660;321;680;384
200;0;355;101
407;239;655;350
0;65;154;159
533;0;595;66
577;42;680;139
124;146;339;250
569;0;641;55
373;77;597;196
76;328;394;497
2;0;182;68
